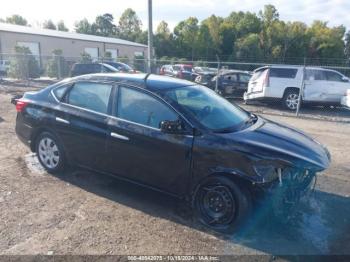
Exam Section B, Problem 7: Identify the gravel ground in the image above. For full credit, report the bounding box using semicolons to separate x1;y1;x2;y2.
0;83;349;256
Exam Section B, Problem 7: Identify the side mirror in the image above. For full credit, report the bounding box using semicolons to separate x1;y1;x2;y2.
342;76;349;82
160;119;185;134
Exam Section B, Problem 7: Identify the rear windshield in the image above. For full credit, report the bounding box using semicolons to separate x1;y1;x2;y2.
270;68;298;78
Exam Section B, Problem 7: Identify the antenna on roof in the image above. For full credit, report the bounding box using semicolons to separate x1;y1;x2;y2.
144;73;151;87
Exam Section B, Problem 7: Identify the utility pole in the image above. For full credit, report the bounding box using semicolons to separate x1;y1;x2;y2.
147;0;153;73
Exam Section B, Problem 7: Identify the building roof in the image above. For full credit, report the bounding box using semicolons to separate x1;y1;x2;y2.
0;22;147;48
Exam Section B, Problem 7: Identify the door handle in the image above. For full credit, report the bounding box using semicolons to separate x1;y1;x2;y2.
111;132;129;141
55;117;70;125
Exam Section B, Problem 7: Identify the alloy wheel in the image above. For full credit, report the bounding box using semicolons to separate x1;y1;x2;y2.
285;93;299;110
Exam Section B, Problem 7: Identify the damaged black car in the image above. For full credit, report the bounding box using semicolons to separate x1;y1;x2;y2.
13;73;331;233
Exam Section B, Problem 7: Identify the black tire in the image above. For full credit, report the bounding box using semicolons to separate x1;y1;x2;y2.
193;176;252;234
35;131;66;173
282;89;300;111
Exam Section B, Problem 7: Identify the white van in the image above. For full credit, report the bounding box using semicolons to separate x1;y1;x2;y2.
244;65;350;110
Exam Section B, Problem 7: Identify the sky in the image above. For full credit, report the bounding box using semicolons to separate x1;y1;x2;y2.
1;0;350;31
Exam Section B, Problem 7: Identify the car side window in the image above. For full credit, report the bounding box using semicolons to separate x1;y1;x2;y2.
325;71;343;82
224;74;237;81
306;70;327;81
53;84;70;100
67;82;112;114
239;74;251;82
117;86;178;129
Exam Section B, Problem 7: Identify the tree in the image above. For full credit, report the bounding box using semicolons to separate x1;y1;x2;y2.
6;15;28;26
235;33;263;60
95;13;117;36
118;8;142;41
9;46;40;79
46;49;69;78
75;18;97;35
43;20;56;30
174;17;199;59
80;52;93;63
57;20;69;31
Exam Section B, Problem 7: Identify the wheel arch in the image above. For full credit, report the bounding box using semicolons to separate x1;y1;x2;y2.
191;171;254;204
282;87;300;98
30;126;62;152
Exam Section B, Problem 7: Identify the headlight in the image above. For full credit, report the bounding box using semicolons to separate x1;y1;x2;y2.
253;164;279;183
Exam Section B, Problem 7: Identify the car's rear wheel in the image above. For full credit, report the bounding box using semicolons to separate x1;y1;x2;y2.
283;89;300;110
193;176;252;234
36;132;66;173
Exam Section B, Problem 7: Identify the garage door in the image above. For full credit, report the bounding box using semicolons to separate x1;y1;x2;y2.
84;47;99;61
106;48;118;60
17;41;40;58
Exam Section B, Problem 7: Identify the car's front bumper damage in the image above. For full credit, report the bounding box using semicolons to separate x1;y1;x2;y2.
255;167;317;217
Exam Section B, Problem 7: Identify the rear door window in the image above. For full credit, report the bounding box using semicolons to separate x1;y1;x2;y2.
67;82;112;114
269;68;298;78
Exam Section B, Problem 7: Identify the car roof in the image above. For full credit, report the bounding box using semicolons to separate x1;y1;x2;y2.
219;69;250;75
70;73;195;91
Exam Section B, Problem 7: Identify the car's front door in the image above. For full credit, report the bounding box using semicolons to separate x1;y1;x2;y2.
304;69;328;102
323;70;350;103
105;85;194;196
55;81;113;169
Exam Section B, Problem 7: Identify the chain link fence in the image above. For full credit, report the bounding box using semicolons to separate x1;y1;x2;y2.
1;53;349;121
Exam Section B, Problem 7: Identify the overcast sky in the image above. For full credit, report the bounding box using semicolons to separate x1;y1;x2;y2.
1;0;350;31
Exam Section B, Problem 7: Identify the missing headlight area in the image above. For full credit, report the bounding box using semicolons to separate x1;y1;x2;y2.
268;168;317;217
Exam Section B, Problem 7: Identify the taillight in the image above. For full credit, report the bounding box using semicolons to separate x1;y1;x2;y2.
262;70;270;87
15;99;29;112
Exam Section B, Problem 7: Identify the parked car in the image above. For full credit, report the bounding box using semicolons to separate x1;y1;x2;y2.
194;72;217;86
70;63;119;77
159;64;175;76
13;73;330;233
0;60;10;76
341;89;350;108
160;64;196;81
208;70;252;97
244;65;350;110
104;61;136;73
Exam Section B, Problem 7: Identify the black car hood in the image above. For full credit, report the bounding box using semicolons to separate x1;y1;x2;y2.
221;117;331;171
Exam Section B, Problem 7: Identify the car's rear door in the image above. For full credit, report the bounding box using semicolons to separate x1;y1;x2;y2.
54;81;113;169
105;85;194;196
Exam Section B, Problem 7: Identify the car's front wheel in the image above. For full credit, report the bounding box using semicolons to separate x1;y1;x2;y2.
36;131;66;173
193;176;252;234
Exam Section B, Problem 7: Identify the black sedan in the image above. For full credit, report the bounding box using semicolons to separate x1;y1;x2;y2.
13;73;330;233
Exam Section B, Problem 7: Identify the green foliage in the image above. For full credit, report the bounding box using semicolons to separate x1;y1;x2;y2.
118;55;130;64
57;20;69;32
43;20;56;30
9;46;40;79
80;52;93;63
118;8;142;41
133;55;146;72
46;49;69;78
5;15;28;26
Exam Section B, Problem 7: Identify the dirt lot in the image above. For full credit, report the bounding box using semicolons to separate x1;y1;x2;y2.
0;83;349;256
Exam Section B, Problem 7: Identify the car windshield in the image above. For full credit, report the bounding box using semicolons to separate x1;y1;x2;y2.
164;85;251;132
